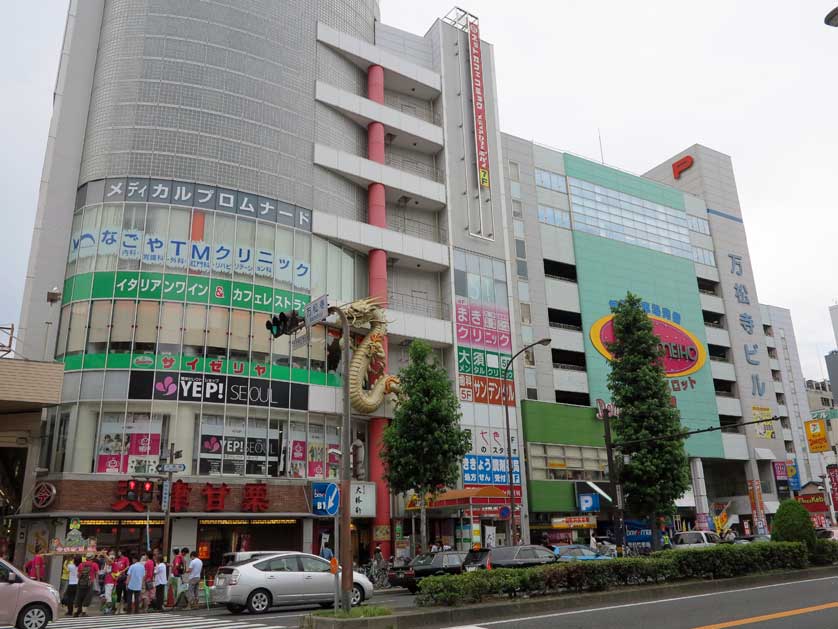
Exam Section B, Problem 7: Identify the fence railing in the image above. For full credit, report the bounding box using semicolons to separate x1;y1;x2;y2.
544;273;577;284
553;363;586;372
385;153;445;183
548;322;582;331
386;215;447;244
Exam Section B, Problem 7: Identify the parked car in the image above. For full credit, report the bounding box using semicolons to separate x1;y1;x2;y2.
815;528;838;540
400;551;466;593
0;559;59;629
733;534;771;544
222;551;286;565
553;544;612;561
672;531;722;549
211;552;373;614
462;545;557;571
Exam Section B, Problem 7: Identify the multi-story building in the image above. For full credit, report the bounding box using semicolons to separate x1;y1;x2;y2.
760;305;818;485
807;379;833;413
16;1;814;577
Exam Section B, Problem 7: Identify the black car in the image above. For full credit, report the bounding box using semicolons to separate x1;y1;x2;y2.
396;551;466;593
462;545;557;571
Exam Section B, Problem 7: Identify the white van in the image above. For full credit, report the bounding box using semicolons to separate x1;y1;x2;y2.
672;531;722;549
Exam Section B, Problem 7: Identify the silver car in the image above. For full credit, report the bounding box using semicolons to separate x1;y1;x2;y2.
211;552;374;614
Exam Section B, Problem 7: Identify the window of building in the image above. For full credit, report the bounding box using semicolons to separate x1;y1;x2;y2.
87;301;111;354
520;303;532;324
526;388;538;400
527;443;609;481
511;200;522;217
687;214;711;235
692;246;716;267
515;239;526;259
567;177;691;259
110;301;135;352
518;280;530;303
535;168;568;193
513;220;525;239
66;302;90;355
509;161;520;182
537;205;571;229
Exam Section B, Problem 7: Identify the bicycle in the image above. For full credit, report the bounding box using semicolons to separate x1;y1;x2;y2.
363;561;391;590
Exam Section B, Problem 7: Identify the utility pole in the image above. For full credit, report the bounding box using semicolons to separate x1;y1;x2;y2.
161;442;175;560
602;412;625;557
328;306;353;613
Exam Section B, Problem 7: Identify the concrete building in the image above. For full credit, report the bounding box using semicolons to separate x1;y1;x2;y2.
18;2;813;564
806;379;833;413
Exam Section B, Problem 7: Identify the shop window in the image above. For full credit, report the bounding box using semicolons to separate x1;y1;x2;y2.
158;302;184;348
206;307;229;350
288;417;307;478
307;415;325;479
326;422;340;480
96;412;168;475
527;442;608;481
134;301;159;351
66;302;90;355
110;300;135;352
183;304;207;349
55;305;71;357
86;301;111;354
250;311;270;355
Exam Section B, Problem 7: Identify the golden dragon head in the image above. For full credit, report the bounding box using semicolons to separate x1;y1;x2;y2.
341;296;387;327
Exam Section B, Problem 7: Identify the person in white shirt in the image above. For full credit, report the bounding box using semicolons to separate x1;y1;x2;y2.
186;551;203;609
153;556;168;611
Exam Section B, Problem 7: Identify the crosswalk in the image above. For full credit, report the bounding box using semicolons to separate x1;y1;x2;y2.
2;611;285;629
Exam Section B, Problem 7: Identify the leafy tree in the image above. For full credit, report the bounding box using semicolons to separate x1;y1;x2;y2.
382;340;471;549
772;499;816;552
606;292;690;551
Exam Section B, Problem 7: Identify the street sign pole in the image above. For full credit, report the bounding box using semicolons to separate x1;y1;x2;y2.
161;442;175;560
333;513;339;612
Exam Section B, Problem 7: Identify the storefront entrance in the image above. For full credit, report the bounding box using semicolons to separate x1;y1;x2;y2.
196;518;302;573
79;519;164;557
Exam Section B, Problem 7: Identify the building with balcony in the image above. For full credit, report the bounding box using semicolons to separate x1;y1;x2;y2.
17;1;813;565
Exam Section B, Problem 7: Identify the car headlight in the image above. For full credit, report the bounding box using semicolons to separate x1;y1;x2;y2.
49;586;60;603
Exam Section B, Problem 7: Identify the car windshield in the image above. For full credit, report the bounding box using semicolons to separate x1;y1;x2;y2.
411;554;436;567
228;554;286;568
464;549;490;563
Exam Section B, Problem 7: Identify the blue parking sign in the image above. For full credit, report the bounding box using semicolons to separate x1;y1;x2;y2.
578;493;600;513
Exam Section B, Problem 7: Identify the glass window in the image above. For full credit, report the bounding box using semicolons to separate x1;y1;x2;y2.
206;307;229;351
96;204;123;271
515;239;526;259
513;220;524;239
275;226;294;289
142;205;169;273
520;303;531;324
310;236;327;299
118;204;146;271
212;214;235;278
229;310;251;353
135;302;159;345
75;205;102;275
87;301;111;348
341;249;354;304
56;305;71;357
288;417;307;478
167;207;191;272
300;556;330;572
516;259;528;279
254;221;275;287
110;301;135;350
183;304;207;349
234;217;256;282
518;281;530;303
511;200;522;217
307;415;325;479
509;161;520;181
326;243;341;301
527;442;609;481
268;557;297;572
66;302;90;354
535;168;567;193
294;231;311;291
509;181;521;200
158;303;184;347
251;311;270;355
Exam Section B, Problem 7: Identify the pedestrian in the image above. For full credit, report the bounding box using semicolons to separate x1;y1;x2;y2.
73;552;99;617
153;554;167;611
541;533;553;552
430;540;440;553
101;553;115;614
167;548;182;608
142;552;155;611
62;555;81;616
111;549;129;614
125;555;145;614
319;542;334;560
185;550;203;609
59;555;73;598
24;548;46;581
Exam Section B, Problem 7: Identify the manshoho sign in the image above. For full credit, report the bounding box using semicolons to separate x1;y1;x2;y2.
590;314;707;377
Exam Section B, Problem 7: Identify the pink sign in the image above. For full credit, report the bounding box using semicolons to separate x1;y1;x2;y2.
128;433;161;456
456;323;471;344
469;304;483;328
97;454;128;474
291;440;306;461
455;298;469;325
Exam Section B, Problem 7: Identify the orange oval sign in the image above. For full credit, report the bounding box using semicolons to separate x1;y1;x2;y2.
590;314;706;378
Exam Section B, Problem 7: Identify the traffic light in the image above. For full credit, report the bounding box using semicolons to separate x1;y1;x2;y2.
265;310;303;338
126;480;138;502
140;480;155;504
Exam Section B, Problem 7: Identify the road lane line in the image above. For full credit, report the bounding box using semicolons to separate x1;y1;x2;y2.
691;602;838;628
454;575;838;627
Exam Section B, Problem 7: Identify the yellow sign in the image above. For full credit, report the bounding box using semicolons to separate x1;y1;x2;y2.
805;418;830;453
753;406;775;439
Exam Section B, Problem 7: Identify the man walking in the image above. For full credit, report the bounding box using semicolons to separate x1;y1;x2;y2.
185;550;203;609
111;549;129;614
125;555;145;614
72;553;99;617
319;541;334;560
153;554;167;611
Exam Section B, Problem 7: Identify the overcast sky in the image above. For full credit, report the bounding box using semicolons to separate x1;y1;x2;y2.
2;1;836;378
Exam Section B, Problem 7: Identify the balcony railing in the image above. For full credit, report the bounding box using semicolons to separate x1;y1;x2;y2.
704;321;724;329
387;291;450;320
383;93;442;126
386;214;447;244
709;355;730;362
385;153;445;183
553;363;586;372
699;289;719;296
548;322;582;331
715;391;736;398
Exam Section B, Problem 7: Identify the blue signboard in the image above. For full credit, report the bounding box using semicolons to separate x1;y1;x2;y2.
312;482;340;516
578;493;600;513
462;455;521;486
787;458;802;491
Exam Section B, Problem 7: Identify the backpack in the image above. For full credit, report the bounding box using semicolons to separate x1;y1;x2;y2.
78;563;92;588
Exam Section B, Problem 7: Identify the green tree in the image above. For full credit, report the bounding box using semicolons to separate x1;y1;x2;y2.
771;498;816;552
606;292;690;551
381;340;471;550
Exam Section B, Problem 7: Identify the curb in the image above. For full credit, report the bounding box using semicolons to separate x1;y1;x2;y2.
304;566;838;629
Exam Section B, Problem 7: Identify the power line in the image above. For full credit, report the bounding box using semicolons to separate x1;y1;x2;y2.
614;416;780;449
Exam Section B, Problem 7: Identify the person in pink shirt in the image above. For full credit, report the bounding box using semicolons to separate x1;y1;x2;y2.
142;552;155;611
111;550;130;614
24;550;46;581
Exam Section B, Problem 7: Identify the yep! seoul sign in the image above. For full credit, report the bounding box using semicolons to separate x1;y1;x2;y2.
590;314;706;377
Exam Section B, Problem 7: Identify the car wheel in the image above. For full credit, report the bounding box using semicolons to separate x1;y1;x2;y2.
246;589;272;614
16;604;50;629
351;583;364;606
226;604;245;614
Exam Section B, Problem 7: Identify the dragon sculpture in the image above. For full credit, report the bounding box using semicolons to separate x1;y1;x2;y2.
342;297;400;414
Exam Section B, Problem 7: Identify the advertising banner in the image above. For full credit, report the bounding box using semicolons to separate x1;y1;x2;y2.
753;406;775;439
747;480;768;535
805;418;830;453
773;461;791;499
828;465;838;512
796;493;828;512
467;21;490;188
787;458;802;490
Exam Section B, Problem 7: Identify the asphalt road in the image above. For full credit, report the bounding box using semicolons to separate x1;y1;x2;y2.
447;575;838;629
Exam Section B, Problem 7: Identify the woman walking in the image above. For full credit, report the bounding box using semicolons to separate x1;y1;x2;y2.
61;555;81;616
153;554;167;611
